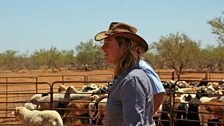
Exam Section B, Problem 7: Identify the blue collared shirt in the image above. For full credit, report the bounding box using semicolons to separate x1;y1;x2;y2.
106;63;154;126
139;60;165;95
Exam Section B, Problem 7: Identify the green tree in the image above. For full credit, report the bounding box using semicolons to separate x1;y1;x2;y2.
30;49;48;69
197;46;224;71
197;46;217;71
30;47;64;71
208;12;224;45
153;33;200;79
94;46;105;69
143;47;166;69
213;46;224;71
75;39;103;71
46;46;64;72
0;53;4;70
61;49;76;69
1;50;24;72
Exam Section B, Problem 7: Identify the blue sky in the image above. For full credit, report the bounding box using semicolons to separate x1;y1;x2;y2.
0;0;223;54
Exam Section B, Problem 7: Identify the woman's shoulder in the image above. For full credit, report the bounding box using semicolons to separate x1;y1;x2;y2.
127;68;149;80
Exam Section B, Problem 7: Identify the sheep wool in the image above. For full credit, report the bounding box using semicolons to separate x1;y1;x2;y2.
14;106;63;126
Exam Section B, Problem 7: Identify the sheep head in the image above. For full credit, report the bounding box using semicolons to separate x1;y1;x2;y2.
12;107;24;121
58;85;67;93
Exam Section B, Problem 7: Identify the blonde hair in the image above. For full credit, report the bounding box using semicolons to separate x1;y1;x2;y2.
114;37;145;75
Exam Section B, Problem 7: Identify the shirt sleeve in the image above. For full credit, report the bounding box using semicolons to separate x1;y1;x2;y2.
139;60;165;95
149;75;165;95
120;77;149;126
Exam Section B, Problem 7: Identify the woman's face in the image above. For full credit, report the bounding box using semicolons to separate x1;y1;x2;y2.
101;36;121;64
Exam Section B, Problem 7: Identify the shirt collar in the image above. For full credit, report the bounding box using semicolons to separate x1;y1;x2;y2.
116;62;140;79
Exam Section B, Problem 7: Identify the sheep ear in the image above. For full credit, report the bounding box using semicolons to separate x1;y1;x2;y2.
90;95;95;102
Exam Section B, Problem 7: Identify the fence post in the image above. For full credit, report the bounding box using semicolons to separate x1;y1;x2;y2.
5;77;8;118
35;77;38;93
205;72;208;80
84;75;88;85
170;80;176;126
172;71;175;80
62;75;64;85
50;83;54;110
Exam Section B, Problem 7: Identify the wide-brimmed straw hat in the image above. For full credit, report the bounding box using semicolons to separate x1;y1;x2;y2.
94;22;148;52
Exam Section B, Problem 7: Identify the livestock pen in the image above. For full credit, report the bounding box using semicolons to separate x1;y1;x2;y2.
0;72;224;126
0;74;113;126
154;79;224;126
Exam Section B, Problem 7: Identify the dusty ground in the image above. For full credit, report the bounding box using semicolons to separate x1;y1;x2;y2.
0;69;113;81
0;68;223;83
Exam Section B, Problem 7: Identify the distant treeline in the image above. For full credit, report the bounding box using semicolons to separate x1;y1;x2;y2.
0;35;223;76
0;12;223;80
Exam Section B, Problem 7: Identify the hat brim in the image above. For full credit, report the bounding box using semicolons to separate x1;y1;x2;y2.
94;31;148;52
94;31;108;41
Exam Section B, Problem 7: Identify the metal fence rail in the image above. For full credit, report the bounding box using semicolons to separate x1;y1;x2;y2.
0;75;224;125
0;71;223;83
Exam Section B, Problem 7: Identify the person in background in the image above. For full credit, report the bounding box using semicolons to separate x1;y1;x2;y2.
94;22;163;126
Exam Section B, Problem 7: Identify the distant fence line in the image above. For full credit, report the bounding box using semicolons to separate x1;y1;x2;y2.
0;74;114;84
0;71;223;84
156;71;224;81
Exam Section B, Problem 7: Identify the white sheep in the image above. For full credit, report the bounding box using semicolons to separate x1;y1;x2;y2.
29;94;43;104
37;86;77;110
24;102;37;110
13;106;63;126
81;83;99;92
25;93;48;110
29;84;66;105
69;85;108;101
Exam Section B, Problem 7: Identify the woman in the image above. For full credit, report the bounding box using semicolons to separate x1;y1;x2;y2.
94;22;154;126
